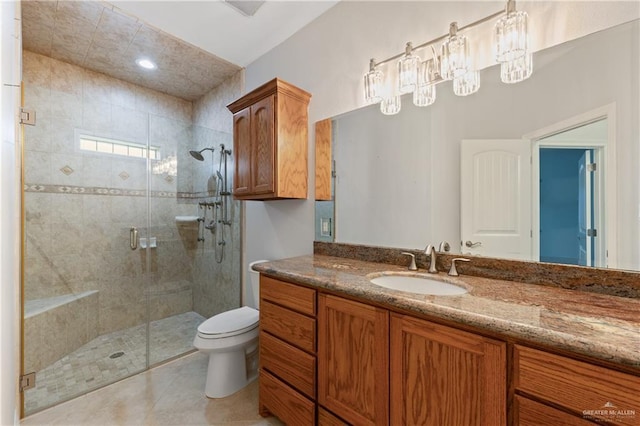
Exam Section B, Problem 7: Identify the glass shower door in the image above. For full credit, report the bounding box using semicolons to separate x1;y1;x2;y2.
22;55;151;414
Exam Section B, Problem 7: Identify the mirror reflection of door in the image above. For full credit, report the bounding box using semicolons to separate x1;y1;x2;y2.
535;118;608;268
539;148;596;266
460;139;532;260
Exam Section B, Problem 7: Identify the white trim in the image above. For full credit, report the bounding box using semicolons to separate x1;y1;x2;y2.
525;103;617;268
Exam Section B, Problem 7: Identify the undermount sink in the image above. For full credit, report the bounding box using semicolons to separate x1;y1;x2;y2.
369;274;468;296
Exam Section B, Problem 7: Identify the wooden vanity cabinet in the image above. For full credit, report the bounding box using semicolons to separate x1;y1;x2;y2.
317;294;389;425
514;345;640;426
227;78;311;200
316;295;507;426
259;274;638;426
390;313;507;426
259;276;317;425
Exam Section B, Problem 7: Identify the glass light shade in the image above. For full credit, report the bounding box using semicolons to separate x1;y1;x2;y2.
501;52;532;83
364;68;384;104
413;84;436;107
453;70;480;96
380;95;401;115
441;34;470;80
494;10;529;62
397;51;420;94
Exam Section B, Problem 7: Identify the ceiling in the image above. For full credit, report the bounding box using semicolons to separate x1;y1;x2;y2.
21;0;337;101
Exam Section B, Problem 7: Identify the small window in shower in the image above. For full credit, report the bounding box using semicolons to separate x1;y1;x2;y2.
79;134;160;160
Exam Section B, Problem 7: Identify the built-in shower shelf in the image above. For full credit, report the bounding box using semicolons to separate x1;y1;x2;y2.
175;215;200;223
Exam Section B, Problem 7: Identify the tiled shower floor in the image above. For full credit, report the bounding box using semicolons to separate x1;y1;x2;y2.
24;311;206;415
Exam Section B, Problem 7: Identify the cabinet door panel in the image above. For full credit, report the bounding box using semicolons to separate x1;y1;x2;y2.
318;294;389;426
232;108;251;195
251;95;275;194
390;314;506;426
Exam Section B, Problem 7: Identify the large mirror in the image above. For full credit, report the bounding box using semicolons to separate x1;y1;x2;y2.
316;19;639;272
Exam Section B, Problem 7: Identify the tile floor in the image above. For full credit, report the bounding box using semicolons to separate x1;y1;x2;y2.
21;352;283;426
25;312;206;415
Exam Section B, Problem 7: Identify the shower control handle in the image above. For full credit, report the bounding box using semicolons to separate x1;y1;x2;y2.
130;227;138;250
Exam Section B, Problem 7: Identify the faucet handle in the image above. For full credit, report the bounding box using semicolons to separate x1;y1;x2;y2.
448;258;470;276
400;252;418;271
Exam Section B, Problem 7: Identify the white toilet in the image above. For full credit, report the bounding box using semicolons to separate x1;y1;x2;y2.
193;260;267;398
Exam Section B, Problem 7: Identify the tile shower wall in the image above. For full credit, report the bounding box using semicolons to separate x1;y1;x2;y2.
22;50;197;371
190;70;243;318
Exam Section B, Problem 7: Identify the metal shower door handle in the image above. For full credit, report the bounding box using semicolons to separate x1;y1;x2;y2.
465;240;482;248
130;227;138;250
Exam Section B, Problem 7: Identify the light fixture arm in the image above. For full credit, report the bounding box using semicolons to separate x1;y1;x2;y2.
372;6;506;68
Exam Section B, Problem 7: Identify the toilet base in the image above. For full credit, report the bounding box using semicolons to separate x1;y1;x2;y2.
204;345;258;399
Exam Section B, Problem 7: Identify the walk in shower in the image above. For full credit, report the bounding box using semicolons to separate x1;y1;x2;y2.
21;49;241;415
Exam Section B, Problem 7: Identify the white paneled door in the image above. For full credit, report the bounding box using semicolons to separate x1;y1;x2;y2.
460;140;532;261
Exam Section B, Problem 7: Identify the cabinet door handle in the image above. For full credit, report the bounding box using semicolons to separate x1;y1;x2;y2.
130;227;138;250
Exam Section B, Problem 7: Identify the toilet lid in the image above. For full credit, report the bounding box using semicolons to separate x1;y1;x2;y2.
197;306;259;338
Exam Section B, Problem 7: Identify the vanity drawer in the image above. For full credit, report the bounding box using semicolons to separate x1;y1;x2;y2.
514;345;640;425
259;369;315;426
260;331;316;398
261;275;316;316
261;300;316;353
515;395;594;426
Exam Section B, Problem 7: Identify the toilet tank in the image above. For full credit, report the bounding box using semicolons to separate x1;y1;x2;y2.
248;260;269;309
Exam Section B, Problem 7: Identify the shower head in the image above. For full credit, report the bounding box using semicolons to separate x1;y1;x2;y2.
189;150;204;161
189;147;214;161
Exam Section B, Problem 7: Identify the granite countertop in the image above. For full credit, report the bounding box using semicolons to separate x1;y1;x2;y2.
253;254;640;371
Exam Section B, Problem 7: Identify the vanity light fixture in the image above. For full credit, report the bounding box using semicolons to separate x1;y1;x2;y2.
440;22;470;80
136;58;157;70
413;56;438;106
364;59;384;104
501;51;533;84
380;63;402;115
453;70;481;96
494;0;529;63
397;42;420;94
362;0;531;114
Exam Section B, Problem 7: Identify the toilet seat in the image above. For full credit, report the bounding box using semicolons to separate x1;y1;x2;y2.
197;306;259;339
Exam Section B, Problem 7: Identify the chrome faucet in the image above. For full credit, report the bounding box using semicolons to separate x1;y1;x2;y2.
424;244;438;273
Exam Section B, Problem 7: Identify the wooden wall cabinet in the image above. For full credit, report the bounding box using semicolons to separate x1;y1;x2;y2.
227;78;311;200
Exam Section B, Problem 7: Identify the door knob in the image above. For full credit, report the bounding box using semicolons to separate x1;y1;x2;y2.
465;240;482;248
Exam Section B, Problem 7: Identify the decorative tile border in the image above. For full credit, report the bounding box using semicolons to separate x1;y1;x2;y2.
24;183;216;199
